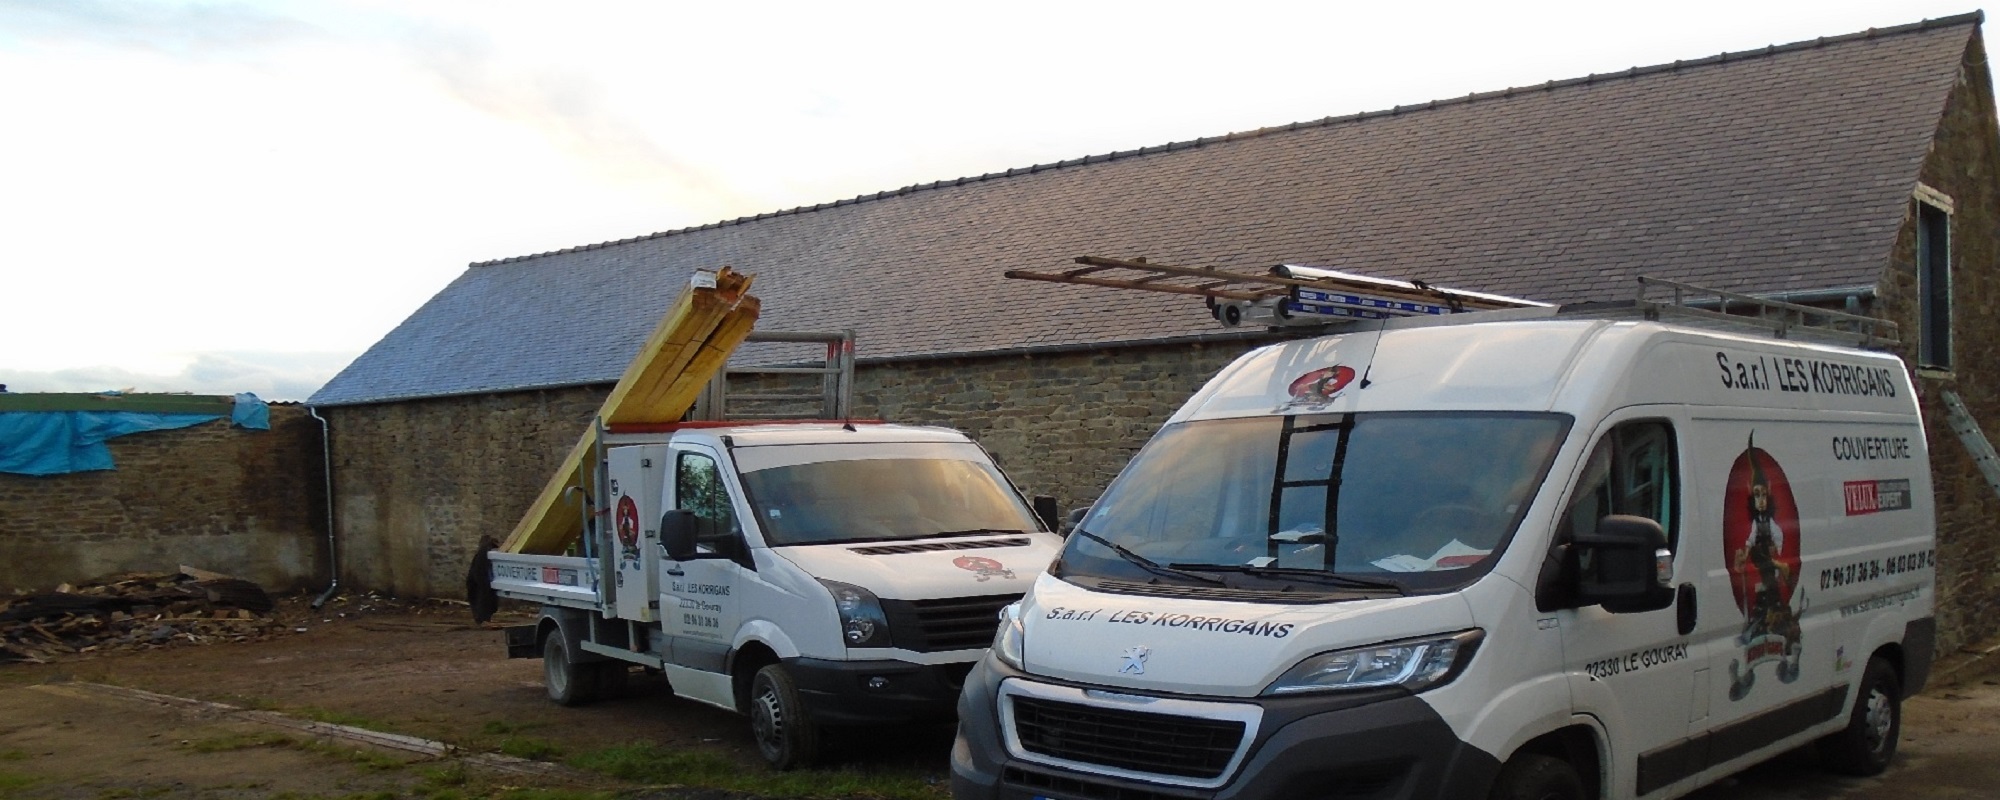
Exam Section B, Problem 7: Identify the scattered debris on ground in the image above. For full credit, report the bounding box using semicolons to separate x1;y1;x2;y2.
0;568;472;663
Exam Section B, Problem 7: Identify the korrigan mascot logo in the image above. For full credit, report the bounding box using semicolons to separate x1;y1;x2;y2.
1722;433;1805;700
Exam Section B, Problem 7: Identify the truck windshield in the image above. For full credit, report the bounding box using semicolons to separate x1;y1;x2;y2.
734;442;1042;546
1063;412;1570;594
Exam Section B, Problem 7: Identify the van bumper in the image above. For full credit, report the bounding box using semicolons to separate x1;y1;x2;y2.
951;655;1498;800
785;656;970;726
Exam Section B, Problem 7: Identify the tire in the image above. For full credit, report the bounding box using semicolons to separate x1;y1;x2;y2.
1488;753;1585;800
749;664;820;770
542;633;599;707
1818;656;1901;776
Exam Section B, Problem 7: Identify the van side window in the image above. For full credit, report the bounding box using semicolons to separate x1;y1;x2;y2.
677;451;741;539
1560;420;1679;549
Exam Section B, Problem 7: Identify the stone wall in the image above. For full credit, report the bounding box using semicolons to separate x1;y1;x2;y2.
1879;32;2000;654
320;339;1267;597
0;404;326;594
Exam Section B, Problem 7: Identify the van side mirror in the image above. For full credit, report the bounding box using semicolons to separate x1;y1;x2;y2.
1573;514;1675;612
1032;495;1060;533
660;510;735;561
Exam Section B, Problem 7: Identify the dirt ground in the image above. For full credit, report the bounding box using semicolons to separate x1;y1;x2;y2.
0;594;950;799
3;592;1999;799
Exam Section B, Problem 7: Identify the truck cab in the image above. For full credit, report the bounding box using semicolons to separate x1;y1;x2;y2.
951;317;1936;800
494;422;1061;768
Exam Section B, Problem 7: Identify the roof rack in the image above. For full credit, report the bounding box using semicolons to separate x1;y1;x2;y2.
1564;277;1899;349
691;330;856;421
1008;256;1900;349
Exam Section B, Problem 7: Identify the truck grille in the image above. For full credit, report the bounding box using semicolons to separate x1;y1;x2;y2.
881;593;1021;652
1009;696;1245;780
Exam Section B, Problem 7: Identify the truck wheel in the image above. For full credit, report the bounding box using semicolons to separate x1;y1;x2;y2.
749;664;820;770
1488;753;1584;800
1817;656;1901;775
543;633;600;707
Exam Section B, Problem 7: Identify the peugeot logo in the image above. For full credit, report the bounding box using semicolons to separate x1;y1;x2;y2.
1120;646;1150;674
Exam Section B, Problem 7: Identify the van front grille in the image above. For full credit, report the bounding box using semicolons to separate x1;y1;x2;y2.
881;593;1020;652
1009;696;1244;780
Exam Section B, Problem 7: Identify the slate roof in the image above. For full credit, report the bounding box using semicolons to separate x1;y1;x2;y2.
311;14;1979;407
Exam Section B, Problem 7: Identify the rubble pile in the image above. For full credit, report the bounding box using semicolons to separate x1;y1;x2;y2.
0;570;279;663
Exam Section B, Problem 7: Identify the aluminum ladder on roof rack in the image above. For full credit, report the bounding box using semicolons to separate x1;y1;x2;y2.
691;330;856;421
1941;390;2000;502
1004;255;1547;327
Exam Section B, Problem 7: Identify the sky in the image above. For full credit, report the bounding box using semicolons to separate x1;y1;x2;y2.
0;0;1983;401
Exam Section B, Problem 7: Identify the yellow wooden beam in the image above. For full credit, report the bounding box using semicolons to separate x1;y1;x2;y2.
502;268;758;555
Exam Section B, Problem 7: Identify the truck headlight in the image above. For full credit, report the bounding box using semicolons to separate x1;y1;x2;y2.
993;602;1025;669
1263;629;1482;695
817;579;892;648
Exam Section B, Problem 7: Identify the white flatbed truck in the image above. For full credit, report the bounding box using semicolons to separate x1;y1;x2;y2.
493;420;1062;768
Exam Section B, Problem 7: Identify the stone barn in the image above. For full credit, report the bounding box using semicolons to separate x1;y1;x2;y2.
311;14;2000;651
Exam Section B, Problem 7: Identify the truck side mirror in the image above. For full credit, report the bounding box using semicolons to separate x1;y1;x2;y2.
1573;514;1675;612
661;509;699;560
1062;507;1089;537
1032;496;1060;533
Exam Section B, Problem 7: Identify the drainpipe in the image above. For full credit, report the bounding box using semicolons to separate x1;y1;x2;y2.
307;406;341;609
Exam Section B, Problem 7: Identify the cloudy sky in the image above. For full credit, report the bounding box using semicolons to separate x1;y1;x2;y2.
0;0;1979;401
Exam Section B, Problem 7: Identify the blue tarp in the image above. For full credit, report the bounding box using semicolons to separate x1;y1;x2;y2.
0;394;271;476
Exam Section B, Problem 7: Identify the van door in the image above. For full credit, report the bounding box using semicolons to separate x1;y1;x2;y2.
660;443;749;706
1690;416;1855;775
1546;413;1704;797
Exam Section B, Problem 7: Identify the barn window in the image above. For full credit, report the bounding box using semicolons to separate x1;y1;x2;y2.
1915;188;1953;371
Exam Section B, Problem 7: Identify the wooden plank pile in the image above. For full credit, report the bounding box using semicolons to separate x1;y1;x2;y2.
0;569;278;663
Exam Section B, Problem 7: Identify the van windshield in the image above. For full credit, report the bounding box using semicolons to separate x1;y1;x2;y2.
734;442;1041;546
1062;412;1570;594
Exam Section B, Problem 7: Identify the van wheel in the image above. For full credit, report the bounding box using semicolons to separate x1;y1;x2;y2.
749;664;819;770
543;634;599;707
1489;753;1585;800
1818;656;1901;775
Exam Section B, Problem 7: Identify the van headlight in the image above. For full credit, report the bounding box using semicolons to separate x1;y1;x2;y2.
817;579;892;648
1263;629;1482;695
993;602;1025;669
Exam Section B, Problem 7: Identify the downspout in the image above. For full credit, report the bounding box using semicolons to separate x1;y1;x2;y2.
307;406;341;609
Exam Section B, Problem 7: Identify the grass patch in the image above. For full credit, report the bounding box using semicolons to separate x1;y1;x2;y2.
297;740;408;772
0;750;25;761
568;743;945;800
0;769;40;792
497;737;564;761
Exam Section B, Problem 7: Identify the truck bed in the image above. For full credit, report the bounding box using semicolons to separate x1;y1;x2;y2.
489;552;601;611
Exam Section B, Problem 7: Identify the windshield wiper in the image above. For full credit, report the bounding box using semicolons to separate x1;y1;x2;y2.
1166;562;1407;594
1072;529;1224;586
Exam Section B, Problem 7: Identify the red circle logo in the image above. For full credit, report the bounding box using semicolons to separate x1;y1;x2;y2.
616;495;641;550
1287;365;1356;404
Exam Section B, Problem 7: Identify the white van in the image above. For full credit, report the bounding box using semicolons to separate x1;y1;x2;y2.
951;317;1935;800
492;423;1062;768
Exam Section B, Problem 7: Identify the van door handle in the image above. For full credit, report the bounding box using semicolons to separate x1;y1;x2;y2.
665;567;685;577
1676;583;1697;636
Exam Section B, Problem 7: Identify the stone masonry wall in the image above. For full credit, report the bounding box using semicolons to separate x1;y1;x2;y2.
322;388;607;599
321;339;1267;597
1880;32;2000;654
0;404;325;594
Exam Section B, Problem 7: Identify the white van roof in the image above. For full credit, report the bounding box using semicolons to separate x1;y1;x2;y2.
1172;319;1914;423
